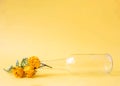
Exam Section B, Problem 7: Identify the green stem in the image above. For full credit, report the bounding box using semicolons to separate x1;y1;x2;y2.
41;63;52;68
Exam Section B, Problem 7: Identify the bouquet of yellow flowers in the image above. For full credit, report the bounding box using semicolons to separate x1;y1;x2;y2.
4;56;52;78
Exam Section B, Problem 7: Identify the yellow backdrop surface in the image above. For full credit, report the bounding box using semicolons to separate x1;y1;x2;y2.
0;0;120;86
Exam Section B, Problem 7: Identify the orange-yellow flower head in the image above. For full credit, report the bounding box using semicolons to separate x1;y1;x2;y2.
24;66;36;78
12;67;24;78
28;56;41;69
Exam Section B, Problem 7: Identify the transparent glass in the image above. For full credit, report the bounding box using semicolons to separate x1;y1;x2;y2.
41;54;113;74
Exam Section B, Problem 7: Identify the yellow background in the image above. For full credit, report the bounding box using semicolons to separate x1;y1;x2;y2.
0;0;120;86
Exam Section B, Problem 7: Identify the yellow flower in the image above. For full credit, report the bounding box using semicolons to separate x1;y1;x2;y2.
28;56;41;69
12;67;24;78
24;66;36;78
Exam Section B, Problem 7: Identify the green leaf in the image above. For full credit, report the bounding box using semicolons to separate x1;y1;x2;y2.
16;60;19;66
3;65;14;72
21;58;28;67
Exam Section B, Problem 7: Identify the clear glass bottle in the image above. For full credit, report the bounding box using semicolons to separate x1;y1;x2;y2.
41;54;113;74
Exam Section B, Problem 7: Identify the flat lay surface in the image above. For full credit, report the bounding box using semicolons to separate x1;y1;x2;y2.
0;0;120;86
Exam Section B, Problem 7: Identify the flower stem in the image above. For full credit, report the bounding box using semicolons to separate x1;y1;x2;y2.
41;63;52;68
